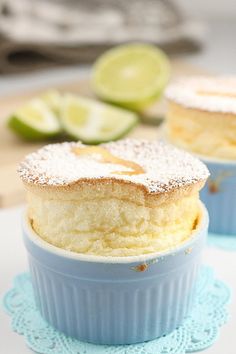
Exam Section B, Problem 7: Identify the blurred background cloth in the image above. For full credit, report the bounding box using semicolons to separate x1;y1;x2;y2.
0;0;205;74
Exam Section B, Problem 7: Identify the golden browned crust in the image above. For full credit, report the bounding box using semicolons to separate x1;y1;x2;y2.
167;100;236;118
24;177;205;208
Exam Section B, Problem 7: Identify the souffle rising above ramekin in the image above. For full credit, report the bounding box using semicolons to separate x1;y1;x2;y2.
19;139;209;257
19;139;209;344
165;76;236;234
165;76;236;160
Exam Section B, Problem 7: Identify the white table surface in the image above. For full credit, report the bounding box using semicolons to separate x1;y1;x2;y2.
0;205;235;354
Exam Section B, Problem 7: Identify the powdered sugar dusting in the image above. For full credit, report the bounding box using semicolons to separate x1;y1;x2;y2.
165;76;236;114
18;139;209;193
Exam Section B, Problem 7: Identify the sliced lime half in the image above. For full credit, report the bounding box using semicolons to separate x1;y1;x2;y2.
92;43;170;111
8;98;61;140
60;95;138;144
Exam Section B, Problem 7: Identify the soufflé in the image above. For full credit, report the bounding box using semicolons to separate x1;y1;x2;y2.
19;139;209;256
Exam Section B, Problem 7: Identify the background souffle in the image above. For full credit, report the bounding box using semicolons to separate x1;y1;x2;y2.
165;76;236;160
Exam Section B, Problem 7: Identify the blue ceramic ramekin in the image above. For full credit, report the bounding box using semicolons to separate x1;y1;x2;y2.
23;204;208;345
200;157;236;235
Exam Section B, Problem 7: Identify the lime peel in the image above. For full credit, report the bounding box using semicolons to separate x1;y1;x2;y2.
8;99;61;141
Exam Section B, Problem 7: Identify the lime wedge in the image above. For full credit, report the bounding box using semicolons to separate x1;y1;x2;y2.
92;43;170;111
60;95;138;144
41;89;61;115
8;99;61;140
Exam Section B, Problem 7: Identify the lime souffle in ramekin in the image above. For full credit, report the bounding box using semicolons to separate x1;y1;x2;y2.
19;139;209;344
165;76;236;234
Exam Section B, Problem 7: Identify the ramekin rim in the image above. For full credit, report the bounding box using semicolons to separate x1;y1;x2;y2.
22;202;208;264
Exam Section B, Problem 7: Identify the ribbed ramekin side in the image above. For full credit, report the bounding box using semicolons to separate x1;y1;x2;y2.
28;254;201;345
200;159;236;235
201;187;235;234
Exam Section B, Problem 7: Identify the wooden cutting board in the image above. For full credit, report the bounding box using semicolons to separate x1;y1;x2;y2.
0;60;206;207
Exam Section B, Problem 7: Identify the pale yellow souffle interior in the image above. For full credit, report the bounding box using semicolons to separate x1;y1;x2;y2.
166;101;236;160
27;182;201;257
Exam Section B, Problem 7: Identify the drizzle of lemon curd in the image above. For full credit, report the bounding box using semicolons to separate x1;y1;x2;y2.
72;146;145;176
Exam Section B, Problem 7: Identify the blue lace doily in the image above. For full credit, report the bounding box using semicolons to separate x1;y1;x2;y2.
208;233;236;251
2;266;230;354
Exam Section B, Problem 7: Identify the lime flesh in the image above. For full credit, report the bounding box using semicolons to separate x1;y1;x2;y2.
92;43;170;110
60;95;138;144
